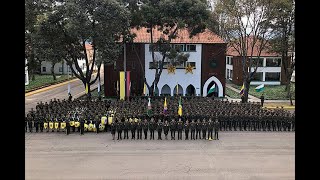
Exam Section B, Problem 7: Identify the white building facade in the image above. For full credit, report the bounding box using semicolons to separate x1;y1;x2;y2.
226;56;282;85
145;44;203;96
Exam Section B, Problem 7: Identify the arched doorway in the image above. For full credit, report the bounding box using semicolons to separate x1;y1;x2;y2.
206;81;218;97
173;84;183;96
161;84;171;96
186;84;196;96
203;76;224;97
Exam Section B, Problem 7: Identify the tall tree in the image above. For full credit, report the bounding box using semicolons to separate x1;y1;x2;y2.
214;0;279;102
124;0;211;96
25;0;52;80
268;0;295;105
37;0;131;96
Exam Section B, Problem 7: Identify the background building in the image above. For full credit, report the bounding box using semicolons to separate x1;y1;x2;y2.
104;28;227;97
225;43;288;86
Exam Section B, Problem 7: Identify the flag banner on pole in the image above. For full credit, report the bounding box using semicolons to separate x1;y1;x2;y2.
255;84;265;92
143;83;146;96
178;96;182;116
163;97;168;115
126;71;130;99
129;81;131;95
176;83;178;95
239;83;244;95
97;77;101;93
147;97;152;116
207;84;216;95
119;72;125;100
68;83;70;94
85;83;88;94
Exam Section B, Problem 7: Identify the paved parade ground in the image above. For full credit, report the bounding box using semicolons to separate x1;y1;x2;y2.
25;132;294;180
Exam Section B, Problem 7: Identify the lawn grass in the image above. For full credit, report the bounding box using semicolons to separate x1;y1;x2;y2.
225;87;241;99
25;74;74;92
229;83;295;100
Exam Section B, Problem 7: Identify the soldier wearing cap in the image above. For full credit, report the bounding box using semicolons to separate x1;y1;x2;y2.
163;119;170;140
156;119;163;140
190;119;196;140
177;118;183;140
149;117;155;140
116;119;123;140
208;118;214;140
142;118;149;140
170;118;176;140
196;119;201;139
137;119;143;140
214;118;219;140
184;119;190;140
110;120;116;140
123;118;129;139
130;117;137;140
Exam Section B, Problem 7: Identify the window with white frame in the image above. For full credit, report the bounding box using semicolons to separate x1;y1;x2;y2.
251;72;263;81
186;44;196;52
42;67;46;72
266;58;281;67
265;72;280;81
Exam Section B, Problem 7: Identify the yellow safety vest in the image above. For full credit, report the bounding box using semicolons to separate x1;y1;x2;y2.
74;121;80;128
60;122;66;129
49;122;54;129
54;122;59;129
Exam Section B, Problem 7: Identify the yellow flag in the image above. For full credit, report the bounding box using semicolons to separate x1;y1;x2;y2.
143;83;146;95
176;83;178;95
178;96;182;116
85;83;89;94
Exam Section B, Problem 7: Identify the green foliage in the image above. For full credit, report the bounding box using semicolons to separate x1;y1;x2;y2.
230;84;295;100
25;75;72;92
36;0;131;92
225;87;241;99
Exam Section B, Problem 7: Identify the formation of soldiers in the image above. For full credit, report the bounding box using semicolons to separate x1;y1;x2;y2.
25;96;295;140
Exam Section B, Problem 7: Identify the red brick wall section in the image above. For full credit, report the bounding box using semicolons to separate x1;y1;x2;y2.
231;56;244;86
104;44;145;97
201;43;227;96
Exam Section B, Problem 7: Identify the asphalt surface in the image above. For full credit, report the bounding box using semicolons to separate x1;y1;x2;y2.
25;132;294;180
25;73;104;115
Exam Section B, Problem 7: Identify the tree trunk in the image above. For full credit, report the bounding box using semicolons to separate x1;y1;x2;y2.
287;82;293;106
31;70;35;81
84;82;91;98
51;63;56;81
244;78;250;103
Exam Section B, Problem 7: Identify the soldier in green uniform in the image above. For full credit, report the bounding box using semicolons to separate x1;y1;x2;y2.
163;119;170;140
208;118;214;139
142;118;149;140
116;119;123;140
110;121;116;140
170;118;176;140
39;113;44;132
195;119;201;139
130;118;136;140
123;118;129;139
137;119;143;140
149;117;155;140
184;119;190;140
157;119;163;140
177;118;183;140
190;119;196;140
201;119;207;139
214;118;219;140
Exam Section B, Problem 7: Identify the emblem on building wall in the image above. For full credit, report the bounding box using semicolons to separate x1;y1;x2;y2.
167;64;176;74
185;63;194;74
